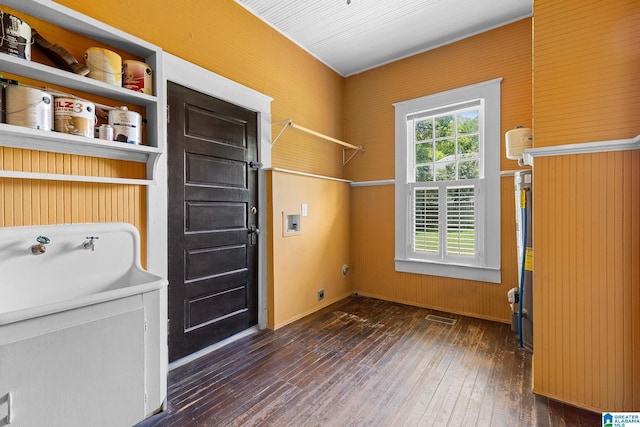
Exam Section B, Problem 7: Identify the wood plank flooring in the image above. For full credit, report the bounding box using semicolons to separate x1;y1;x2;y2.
137;296;601;426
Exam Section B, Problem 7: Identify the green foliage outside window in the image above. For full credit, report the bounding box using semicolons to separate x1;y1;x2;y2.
414;109;480;182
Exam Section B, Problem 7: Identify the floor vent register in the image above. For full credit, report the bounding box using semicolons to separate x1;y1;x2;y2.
425;314;457;326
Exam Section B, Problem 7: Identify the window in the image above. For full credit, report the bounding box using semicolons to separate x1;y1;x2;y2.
394;79;501;283
410;101;481;261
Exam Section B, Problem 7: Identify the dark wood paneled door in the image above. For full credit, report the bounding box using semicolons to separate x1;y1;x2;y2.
167;81;259;362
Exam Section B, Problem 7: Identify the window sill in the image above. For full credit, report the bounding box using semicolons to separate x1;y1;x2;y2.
394;258;501;283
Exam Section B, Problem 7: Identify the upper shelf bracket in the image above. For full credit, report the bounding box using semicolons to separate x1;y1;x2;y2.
271;119;364;166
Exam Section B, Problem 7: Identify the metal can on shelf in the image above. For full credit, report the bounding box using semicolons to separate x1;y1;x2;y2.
84;47;122;86
123;60;153;95
54;97;95;138
108;106;142;145
5;85;53;131
0;12;31;60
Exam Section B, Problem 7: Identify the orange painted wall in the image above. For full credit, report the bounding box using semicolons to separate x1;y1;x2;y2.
533;153;640;412
0;151;147;260
531;0;640;412
267;170;352;329
533;0;640;147
344;19;533;322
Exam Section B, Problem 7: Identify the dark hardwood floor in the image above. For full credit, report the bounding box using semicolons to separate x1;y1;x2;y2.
138;296;601;426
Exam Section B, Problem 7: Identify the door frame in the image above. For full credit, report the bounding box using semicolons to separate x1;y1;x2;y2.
146;52;272;376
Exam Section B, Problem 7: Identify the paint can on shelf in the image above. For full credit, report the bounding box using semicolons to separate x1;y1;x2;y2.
123;60;153;95
5;85;53;131
84;47;122;86
53;97;95;138
0;12;32;60
108;106;142;144
0;76;19;123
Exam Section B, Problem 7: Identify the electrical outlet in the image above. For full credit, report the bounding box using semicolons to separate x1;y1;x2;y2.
318;289;325;301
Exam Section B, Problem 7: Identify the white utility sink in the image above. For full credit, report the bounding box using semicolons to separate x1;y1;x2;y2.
0;222;168;427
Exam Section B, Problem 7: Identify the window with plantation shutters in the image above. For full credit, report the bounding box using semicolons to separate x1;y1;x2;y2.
394;79;501;283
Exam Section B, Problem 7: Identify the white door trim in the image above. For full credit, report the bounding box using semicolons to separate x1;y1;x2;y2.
153;53;272;339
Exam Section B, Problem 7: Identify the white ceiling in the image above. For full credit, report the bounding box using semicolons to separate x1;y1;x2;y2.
235;0;532;77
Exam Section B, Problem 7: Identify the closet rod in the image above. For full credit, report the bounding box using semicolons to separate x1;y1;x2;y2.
272;119;363;151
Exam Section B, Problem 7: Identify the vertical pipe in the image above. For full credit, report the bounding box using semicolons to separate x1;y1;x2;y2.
518;188;528;348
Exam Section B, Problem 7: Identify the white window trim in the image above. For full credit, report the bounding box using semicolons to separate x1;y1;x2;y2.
394;78;502;283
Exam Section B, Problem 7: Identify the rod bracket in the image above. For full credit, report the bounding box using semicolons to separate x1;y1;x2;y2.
343;146;364;166
271;119;292;146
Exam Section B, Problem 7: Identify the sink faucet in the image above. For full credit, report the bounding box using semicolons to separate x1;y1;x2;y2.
83;236;99;251
31;236;50;255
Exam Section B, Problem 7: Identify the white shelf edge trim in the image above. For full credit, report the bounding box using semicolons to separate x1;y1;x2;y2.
522;135;640;165
0;170;155;186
